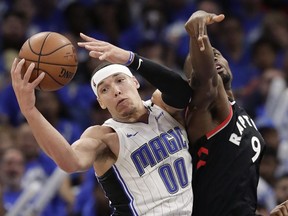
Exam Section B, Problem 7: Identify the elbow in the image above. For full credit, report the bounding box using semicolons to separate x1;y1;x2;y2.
162;92;191;109
57;162;79;174
62;167;77;174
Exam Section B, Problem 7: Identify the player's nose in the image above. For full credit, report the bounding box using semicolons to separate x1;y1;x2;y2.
112;86;121;97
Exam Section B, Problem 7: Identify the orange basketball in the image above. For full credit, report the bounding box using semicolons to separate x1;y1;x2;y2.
18;32;78;91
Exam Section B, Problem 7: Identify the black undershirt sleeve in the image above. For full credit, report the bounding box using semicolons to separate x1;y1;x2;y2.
128;53;192;109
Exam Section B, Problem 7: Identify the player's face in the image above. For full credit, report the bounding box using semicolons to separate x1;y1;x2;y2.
97;73;142;120
213;48;233;86
184;49;233;89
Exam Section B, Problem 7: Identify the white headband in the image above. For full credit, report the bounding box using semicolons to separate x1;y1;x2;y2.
91;64;133;97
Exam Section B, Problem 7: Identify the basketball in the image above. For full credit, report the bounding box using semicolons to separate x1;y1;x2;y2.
18;31;78;91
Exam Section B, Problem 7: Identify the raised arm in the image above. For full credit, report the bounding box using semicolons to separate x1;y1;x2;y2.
185;10;224;79
184;10;225;108
78;33;191;110
10;59;103;173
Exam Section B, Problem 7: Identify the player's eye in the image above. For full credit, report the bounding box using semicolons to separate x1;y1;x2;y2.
117;77;125;83
100;87;108;94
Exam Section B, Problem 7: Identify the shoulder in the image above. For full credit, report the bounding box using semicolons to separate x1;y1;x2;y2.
151;90;185;124
80;125;118;150
82;125;115;138
81;125;119;156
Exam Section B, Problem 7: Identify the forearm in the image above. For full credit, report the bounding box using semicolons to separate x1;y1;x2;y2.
78;34;191;108
23;107;80;172
188;31;216;82
184;10;222;83
128;54;192;109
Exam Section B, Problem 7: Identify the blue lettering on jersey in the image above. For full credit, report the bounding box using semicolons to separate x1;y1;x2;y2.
131;126;188;176
131;144;157;176
155;111;164;122
175;127;188;149
161;130;180;154
149;137;169;162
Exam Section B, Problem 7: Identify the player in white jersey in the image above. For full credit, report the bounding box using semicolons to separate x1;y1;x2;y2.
100;100;192;215
10;49;193;214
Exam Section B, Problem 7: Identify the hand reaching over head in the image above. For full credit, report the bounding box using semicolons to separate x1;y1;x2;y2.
78;33;132;65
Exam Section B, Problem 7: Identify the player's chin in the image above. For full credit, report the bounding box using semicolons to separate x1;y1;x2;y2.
217;70;225;79
117;104;135;117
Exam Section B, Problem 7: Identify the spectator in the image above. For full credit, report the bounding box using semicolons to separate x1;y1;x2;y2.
274;173;288;205
15;122;75;216
0;147;26;213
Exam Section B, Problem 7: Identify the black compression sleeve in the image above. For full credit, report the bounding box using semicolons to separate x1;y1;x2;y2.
128;53;192;109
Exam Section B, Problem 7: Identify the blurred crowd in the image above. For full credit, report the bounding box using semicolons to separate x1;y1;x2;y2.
1;0;288;215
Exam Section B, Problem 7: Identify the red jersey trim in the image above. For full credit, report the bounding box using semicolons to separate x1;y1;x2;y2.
197;160;207;169
197;147;209;157
206;105;233;139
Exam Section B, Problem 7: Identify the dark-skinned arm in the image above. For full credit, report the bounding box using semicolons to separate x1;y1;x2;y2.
184;10;224;108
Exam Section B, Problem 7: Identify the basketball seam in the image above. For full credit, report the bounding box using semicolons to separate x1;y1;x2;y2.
40;68;65;86
25;32;77;66
40;43;74;56
38;32;50;90
27;33;72;55
24;42;75;59
24;32;77;91
20;60;77;67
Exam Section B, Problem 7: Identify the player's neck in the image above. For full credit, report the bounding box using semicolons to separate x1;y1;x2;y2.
113;107;149;124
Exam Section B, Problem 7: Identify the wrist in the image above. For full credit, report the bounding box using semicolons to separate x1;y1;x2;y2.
128;53;140;71
21;106;37;118
125;51;135;66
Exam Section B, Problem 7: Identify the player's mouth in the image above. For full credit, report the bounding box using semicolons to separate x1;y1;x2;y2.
117;98;127;106
216;63;225;73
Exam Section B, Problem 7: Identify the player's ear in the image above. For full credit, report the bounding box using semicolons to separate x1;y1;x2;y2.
132;76;140;89
97;98;107;109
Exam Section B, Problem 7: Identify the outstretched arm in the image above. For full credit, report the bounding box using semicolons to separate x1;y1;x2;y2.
11;59;102;173
184;10;225;108
78;33;191;110
185;11;224;78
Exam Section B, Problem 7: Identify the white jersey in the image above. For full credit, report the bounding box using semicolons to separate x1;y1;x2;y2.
99;100;193;216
